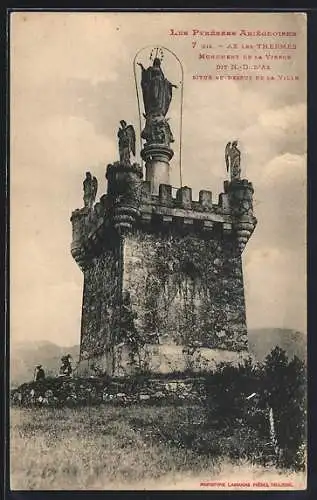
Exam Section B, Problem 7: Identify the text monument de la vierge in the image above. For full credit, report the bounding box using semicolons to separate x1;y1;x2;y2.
70;48;257;376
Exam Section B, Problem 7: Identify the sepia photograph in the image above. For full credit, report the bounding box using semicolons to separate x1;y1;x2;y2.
9;10;307;491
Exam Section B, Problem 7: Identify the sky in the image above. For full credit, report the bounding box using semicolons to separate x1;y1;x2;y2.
10;12;307;346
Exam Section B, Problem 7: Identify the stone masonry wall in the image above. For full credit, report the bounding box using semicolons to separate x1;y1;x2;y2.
80;240;122;366
122;228;248;351
11;376;206;407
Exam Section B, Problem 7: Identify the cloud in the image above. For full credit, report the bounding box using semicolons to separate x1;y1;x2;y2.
11;279;83;345
261;152;306;184
12;114;116;206
251;153;306;253
11;13;126;88
239;103;306;176
244;246;306;332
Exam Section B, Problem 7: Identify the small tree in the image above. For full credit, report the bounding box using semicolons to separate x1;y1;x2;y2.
262;347;306;470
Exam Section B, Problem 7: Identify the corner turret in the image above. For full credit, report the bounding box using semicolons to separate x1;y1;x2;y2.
106;161;143;235
226;179;257;253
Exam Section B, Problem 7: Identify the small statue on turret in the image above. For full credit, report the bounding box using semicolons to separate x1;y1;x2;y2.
83;172;98;209
225;140;241;181
118;120;136;165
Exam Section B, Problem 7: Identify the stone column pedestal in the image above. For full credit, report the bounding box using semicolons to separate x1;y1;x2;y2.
141;144;174;195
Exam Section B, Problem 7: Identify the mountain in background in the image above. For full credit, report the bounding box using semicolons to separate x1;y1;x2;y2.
247;327;306;363
9;328;306;388
10;341;80;388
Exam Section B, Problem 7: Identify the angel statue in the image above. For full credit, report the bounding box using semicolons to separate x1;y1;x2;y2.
118;120;136;165
225;140;241;181
83;172;98;209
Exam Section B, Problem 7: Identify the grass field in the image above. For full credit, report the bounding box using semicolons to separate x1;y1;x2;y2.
10;405;305;490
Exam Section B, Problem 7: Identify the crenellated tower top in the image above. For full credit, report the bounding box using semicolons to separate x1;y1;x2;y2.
70;48;257;270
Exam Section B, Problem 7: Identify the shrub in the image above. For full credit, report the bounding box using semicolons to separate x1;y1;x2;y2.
203;349;306;471
204;356;261;427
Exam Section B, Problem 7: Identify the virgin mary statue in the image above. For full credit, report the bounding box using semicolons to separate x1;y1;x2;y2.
138;58;177;117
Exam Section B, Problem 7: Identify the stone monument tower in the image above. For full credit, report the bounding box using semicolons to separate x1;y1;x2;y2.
70;50;257;376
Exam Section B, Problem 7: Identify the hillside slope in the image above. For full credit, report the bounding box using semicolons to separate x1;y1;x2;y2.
10;341;80;387
248;327;306;363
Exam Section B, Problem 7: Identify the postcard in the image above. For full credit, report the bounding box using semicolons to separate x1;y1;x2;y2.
9;11;307;491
